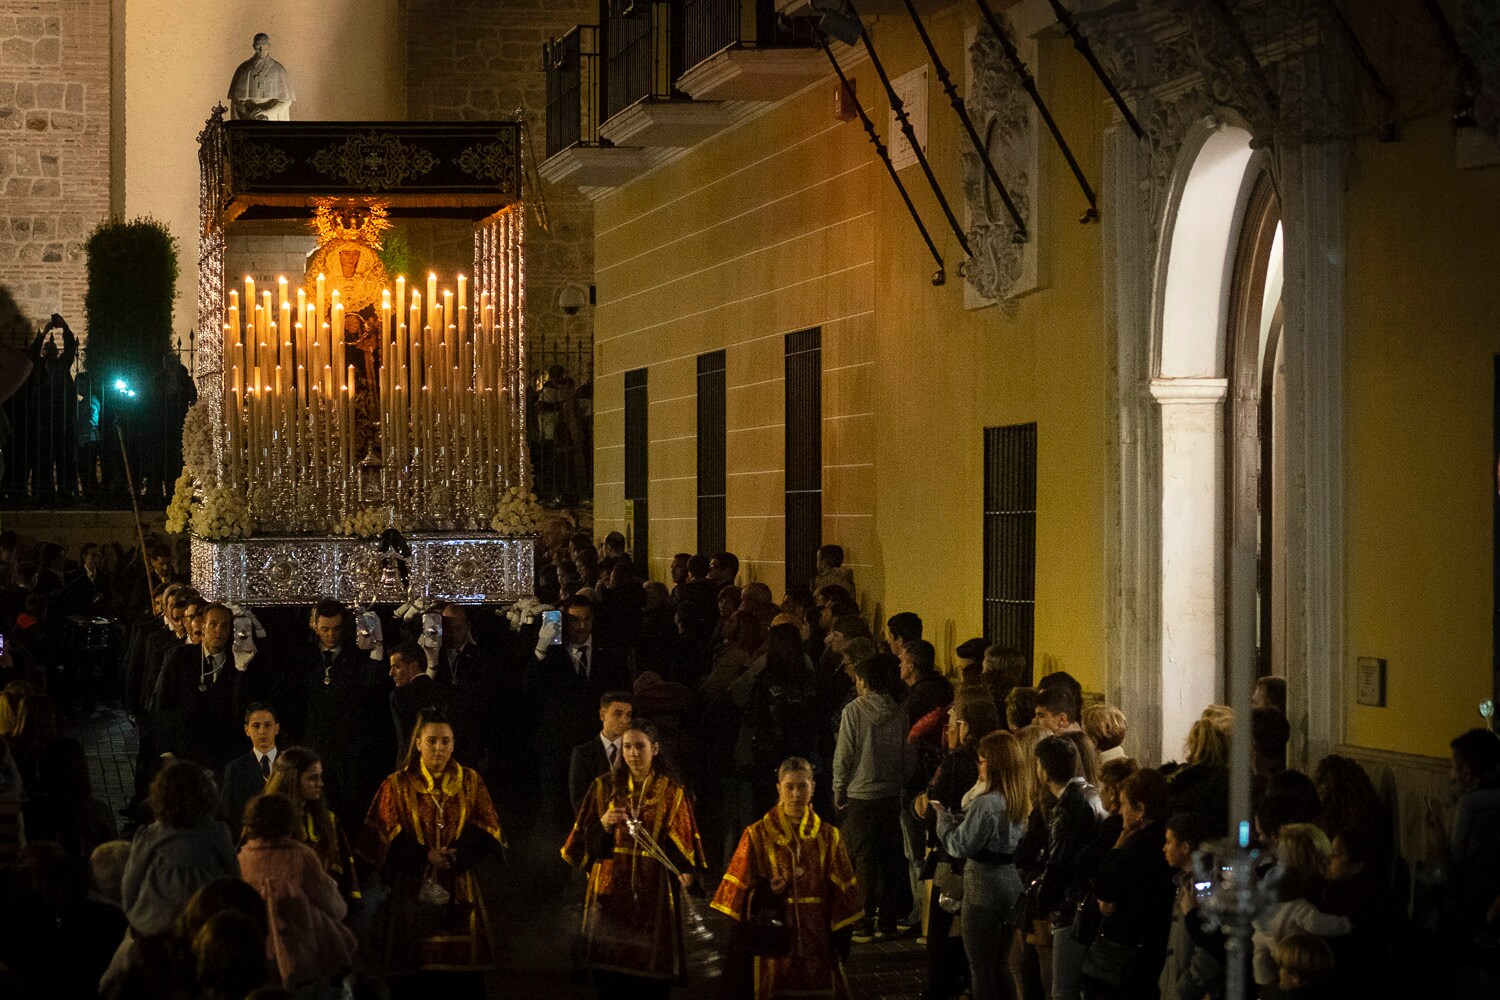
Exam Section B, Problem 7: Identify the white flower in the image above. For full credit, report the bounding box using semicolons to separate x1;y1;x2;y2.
191;485;254;541
491;484;544;536
334;505;390;539
165;470;197;535
181;400;215;482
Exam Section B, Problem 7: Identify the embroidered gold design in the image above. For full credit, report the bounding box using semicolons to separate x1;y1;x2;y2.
309;132;438;190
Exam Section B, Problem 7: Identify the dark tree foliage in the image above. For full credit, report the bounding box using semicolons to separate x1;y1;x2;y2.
84;217;179;388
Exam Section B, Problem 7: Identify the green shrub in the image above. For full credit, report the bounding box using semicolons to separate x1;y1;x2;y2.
84;217;179;390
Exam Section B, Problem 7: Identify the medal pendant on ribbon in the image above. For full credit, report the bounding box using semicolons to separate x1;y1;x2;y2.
323;674;331;685
198;682;207;693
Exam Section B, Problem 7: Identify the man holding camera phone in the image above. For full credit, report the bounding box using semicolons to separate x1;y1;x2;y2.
525;595;631;840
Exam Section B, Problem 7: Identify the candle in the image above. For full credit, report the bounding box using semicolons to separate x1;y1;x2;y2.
426;272;437;334
347;364;358;472
315;273;326;333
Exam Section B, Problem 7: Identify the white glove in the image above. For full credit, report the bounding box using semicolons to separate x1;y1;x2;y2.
356;609;385;660
418;609;442;670
231;605;261;661
534;616;560;659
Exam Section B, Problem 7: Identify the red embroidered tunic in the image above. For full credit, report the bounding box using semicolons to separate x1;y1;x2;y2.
561;770;706;982
358;761;504;973
712;806;863;999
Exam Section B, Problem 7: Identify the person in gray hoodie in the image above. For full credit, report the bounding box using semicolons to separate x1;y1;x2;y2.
120;760;240;938
833;652;911;941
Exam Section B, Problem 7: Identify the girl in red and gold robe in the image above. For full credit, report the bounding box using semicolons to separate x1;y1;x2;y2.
562;720;706;999
712;757;864;1000
358;709;504;1000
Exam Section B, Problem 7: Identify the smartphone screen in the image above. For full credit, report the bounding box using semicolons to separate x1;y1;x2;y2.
542;609;563;645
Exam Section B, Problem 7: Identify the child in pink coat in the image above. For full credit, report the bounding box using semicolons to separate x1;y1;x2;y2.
238;792;357;991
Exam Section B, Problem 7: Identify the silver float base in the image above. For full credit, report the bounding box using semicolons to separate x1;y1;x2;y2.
190;534;536;605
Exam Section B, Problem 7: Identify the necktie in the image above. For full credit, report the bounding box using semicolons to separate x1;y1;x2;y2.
578;646;590;678
260;754;271;779
323;650;335;668
607;742;617;767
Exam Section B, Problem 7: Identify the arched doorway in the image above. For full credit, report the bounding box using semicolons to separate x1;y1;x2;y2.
1226;173;1285;685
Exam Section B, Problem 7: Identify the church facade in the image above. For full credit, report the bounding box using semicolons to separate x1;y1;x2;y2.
549;0;1500;829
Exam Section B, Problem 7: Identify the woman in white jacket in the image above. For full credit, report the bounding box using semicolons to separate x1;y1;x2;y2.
1250;822;1351;986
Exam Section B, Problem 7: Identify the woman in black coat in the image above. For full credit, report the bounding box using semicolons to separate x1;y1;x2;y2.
1084;769;1178;1000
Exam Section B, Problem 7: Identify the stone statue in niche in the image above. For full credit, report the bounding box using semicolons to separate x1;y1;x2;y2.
228;33;296;121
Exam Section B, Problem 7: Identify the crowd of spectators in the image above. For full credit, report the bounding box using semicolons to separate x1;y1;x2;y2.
0;528;1494;999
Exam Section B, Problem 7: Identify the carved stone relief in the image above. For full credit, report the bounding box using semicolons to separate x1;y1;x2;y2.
962;17;1040;308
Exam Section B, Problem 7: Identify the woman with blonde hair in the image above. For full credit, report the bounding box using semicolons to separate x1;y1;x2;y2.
0;680;32;738
262;746;359;901
935;730;1033;1000
1166;718;1231;833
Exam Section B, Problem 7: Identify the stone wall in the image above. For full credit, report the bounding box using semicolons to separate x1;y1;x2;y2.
403;0;596;362
0;0;111;348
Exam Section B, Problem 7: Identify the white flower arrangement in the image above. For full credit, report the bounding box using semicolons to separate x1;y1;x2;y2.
190;486;253;540
334;505;390;539
504;596;550;631
490;484;543;536
181;399;215;480
165;470;196;535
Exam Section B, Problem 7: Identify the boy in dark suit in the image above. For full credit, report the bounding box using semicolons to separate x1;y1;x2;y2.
568;691;633;814
221;701;280;829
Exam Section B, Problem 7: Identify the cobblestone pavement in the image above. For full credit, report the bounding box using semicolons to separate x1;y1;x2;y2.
68;707;927;999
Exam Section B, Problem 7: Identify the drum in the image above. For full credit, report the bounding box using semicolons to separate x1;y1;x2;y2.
64;614;114;651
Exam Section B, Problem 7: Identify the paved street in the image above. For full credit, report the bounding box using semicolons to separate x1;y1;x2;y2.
70;708;926;999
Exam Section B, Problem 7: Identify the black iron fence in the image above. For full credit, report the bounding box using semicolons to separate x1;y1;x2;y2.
3;335;596;514
1;347;195;511
606;0;683;122
544;24;604;158
528;335;595;509
681;0;818;69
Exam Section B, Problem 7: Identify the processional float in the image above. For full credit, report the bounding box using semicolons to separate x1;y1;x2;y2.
189;109;537;605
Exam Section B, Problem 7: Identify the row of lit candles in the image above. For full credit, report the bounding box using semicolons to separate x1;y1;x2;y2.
219;272;515;522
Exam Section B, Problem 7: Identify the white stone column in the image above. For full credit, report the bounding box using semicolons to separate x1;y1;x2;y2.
1152;376;1228;760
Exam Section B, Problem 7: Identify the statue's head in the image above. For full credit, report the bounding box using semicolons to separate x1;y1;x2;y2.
253;33;270;55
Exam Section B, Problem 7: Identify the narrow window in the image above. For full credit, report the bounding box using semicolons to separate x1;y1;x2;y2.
784;329;821;594
983;423;1037;681
624;367;649;566
696;350;726;556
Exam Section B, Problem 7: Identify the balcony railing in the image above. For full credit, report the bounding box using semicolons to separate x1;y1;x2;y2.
605;0;684;123
545;25;603;158
681;0;818;69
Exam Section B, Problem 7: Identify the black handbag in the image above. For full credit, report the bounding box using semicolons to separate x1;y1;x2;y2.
1081;932;1138;987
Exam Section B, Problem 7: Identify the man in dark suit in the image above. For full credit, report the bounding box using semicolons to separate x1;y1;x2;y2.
155;603;245;772
389;640;450;762
525;595;632;839
568;691;633;814
290;600;391;833
221;702;280;829
431;602;499;769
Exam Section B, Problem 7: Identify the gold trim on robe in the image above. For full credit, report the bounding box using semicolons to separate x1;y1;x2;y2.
712;806;863;999
562;770;706;982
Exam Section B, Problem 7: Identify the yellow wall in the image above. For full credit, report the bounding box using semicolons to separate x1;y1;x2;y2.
593;9;1112;688
1343;114;1500;759
124;1;405;341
